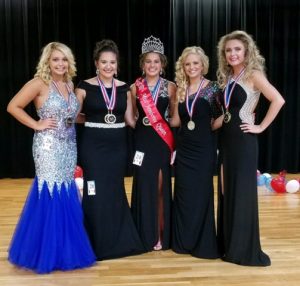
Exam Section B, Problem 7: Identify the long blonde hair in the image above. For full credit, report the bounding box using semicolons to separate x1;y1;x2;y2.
216;30;265;88
175;46;209;101
34;42;76;84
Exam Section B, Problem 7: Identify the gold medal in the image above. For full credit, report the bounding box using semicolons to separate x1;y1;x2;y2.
224;111;231;123
223;68;246;124
187;120;195;130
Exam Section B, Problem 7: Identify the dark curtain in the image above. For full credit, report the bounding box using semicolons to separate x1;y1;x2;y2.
170;0;300;174
1;0;299;178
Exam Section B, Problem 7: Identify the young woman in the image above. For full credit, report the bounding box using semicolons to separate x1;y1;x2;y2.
75;39;145;260
216;30;285;266
170;46;222;259
130;36;176;251
7;42;95;273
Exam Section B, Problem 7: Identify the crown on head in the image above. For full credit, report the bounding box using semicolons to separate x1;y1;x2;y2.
141;35;164;55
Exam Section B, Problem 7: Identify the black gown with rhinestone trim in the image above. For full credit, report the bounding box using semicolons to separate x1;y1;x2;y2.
78;80;146;260
217;80;271;266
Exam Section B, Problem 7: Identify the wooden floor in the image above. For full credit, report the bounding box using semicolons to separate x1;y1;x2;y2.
0;176;300;286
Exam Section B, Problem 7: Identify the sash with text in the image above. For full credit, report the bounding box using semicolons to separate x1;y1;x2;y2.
135;77;175;156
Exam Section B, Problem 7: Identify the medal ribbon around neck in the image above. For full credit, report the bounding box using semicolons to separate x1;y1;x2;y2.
96;77;116;112
145;77;162;105
52;81;72;111
186;77;205;120
224;67;246;111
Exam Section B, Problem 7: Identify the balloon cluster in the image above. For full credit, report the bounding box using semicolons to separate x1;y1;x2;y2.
74;165;84;196
257;170;300;194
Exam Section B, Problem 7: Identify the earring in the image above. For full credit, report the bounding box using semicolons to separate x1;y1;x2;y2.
114;72;118;78
160;69;163;75
96;68;99;75
142;70;145;76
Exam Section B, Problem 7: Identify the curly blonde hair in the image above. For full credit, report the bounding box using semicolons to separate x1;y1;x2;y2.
216;30;265;88
34;42;76;84
175;46;209;101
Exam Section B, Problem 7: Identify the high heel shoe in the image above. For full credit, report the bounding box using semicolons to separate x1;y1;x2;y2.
153;240;162;251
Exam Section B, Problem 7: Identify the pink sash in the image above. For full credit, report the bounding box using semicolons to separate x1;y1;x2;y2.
135;77;175;155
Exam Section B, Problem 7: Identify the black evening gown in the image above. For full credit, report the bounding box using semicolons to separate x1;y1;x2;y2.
131;79;172;251
78;81;145;260
217;81;271;266
172;81;221;259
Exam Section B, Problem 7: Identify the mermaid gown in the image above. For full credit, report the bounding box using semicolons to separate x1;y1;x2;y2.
78;81;145;260
8;82;96;273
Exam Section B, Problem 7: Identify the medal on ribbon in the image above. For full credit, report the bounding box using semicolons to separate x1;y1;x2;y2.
186;77;205;130
52;81;73;127
96;77;117;124
142;78;162;126
223;67;246;123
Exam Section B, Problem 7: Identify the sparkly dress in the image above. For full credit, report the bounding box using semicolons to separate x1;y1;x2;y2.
131;79;173;251
8;82;96;274
78;81;145;260
172;81;221;258
217;80;271;266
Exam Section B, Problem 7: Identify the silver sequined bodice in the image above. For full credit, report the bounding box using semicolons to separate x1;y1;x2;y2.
238;81;260;124
33;82;80;193
226;79;260;124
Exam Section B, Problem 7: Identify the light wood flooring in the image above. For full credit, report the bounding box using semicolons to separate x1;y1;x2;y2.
0;175;300;286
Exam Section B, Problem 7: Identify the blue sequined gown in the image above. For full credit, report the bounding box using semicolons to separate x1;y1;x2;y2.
8;82;96;274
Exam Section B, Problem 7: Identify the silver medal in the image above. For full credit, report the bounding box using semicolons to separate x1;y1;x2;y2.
65;117;73;128
142;116;151;126
104;113;116;124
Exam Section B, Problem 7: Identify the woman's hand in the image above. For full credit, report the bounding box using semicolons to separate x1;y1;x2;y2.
35;118;57;130
240;123;264;134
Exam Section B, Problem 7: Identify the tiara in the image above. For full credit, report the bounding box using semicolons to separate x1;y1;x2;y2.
141;35;164;55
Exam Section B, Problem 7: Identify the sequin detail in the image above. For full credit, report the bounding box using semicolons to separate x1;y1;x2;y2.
238;82;260;124
33;82;80;194
188;81;222;119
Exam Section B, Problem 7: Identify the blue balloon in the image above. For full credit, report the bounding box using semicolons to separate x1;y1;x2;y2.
265;177;274;192
257;174;266;186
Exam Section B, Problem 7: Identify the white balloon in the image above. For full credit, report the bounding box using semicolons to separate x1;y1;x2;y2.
285;180;300;193
262;173;272;179
75;177;84;189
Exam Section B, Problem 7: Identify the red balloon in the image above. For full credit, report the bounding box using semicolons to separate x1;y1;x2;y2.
271;177;286;193
74;165;83;178
279;170;287;178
